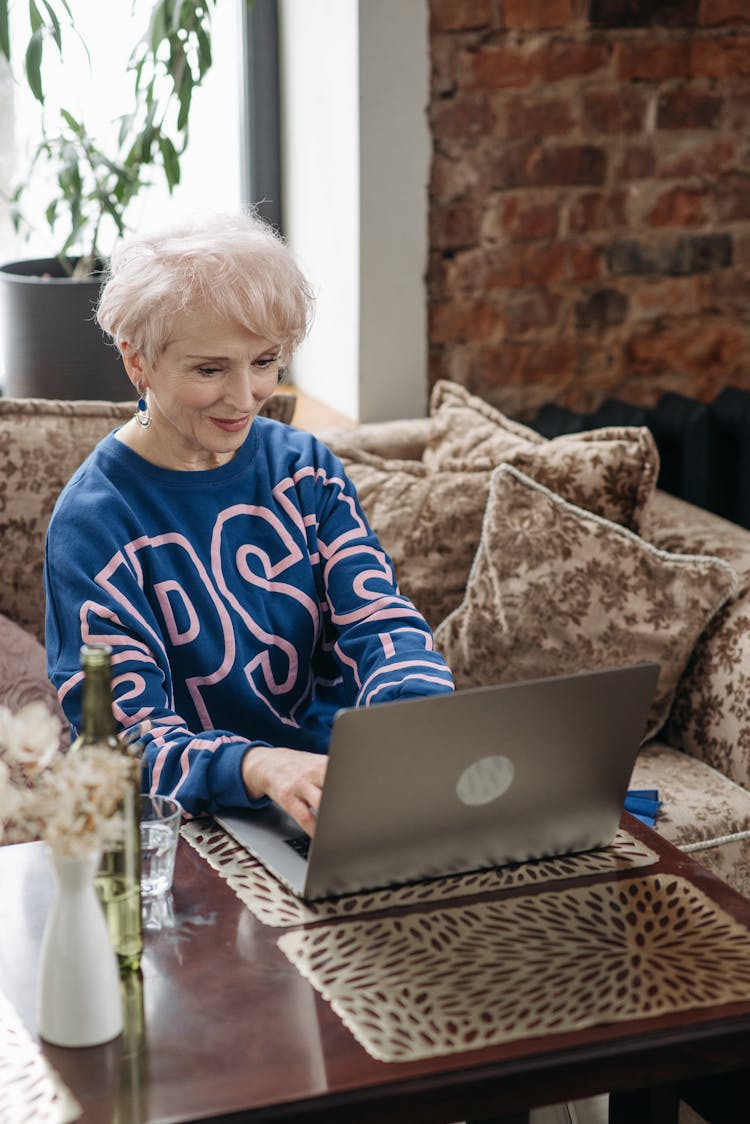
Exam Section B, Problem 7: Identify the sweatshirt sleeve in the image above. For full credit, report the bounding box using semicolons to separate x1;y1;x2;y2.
310;444;455;705
44;538;264;818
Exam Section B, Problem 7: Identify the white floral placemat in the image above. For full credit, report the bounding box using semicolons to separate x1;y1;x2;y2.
0;991;81;1123
181;819;658;928
277;874;750;1063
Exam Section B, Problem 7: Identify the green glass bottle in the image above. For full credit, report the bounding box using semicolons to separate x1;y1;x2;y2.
70;643;143;973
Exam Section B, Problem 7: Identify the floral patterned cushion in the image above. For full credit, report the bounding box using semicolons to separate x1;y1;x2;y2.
434;465;738;741
424;380;659;532
0;394;296;644
334;448;493;629
632;739;750;898
0;613;66;732
641;489;750;793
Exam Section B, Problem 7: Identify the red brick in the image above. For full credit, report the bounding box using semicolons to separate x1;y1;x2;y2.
441;247;494;292
458;44;536;89
427;252;451;300
658;137;736;178
429;200;484;249
626;328;688;375
690;37;750;77
626;323;744;377
566;242;603;282
431;93;496;139
647;188;709;227
484;141;606;189
616;41;692;80
483;246;527;288
537;40;611;81
522;340;577;382
699;272;750;318
504;95;577;138
430;0;494;32
631;277;704;320
430;37;458;96
503;0;577;30
516;244;570;286
689;324;746;376
543;145;608;187
590;0;700;27
474;343;530;386
501;290;563;334
725;88;750;130
656;87;723;129
568;190;628;233
501;241;601;287
495;196;560;242
700;0;750;24
430;153;481;200
583;87;649;133
732;230;750;271
615;144;657;181
429;298;501;344
715;175;750;222
429;344;475;389
575;288;629;331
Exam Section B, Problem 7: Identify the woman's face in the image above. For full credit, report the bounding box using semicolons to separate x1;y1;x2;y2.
123;309;281;470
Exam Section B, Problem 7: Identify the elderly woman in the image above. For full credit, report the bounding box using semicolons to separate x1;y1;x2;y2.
44;212;454;836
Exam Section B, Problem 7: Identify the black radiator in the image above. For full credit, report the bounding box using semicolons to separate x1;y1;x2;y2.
528;386;750;530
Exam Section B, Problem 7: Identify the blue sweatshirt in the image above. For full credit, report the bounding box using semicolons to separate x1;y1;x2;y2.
44;417;454;815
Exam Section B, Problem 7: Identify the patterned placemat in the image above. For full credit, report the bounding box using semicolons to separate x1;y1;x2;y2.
0;991;81;1123
181;819;658;928
277;874;750;1063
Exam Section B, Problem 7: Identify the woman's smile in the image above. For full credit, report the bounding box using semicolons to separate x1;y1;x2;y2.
209;415;251;433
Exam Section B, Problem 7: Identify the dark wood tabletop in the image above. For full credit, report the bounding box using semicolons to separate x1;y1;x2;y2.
2;815;750;1124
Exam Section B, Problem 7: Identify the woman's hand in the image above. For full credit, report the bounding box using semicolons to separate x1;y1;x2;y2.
241;746;327;837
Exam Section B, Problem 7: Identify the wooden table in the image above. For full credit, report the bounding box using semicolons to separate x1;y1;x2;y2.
2;817;750;1124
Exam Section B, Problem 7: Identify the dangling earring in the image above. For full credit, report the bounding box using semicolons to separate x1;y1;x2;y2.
134;384;152;429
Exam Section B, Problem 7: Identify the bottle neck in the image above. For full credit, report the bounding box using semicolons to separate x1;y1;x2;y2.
79;665;117;743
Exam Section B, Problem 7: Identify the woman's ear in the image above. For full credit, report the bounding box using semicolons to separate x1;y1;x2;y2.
120;341;147;389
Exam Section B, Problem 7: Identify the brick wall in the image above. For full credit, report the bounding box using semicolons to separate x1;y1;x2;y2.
427;0;750;419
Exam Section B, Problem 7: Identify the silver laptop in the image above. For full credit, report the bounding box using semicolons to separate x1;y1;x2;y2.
215;662;659;901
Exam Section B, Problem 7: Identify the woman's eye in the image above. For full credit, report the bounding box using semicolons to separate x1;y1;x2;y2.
255;354;280;369
197;366;221;376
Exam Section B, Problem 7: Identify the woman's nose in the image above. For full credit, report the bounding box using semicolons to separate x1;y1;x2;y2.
226;366;275;407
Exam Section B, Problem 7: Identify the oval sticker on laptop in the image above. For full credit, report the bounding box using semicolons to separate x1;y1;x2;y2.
456;754;515;806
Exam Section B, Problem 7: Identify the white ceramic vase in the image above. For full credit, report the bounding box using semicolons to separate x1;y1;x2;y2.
37;848;123;1048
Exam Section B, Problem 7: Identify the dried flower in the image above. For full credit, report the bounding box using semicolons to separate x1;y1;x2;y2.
0;701;135;858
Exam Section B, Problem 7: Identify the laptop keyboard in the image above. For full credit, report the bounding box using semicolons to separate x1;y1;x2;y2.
285;835;311;859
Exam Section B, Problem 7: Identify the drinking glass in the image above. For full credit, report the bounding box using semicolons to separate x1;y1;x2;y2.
139;795;181;899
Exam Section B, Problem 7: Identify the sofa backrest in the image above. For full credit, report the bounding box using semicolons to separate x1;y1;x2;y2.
0;399;135;642
0;393;297;644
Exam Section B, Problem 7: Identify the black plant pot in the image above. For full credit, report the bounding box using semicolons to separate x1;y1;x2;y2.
0;258;130;400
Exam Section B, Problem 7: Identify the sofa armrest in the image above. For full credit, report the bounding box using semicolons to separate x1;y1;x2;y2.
642;490;750;791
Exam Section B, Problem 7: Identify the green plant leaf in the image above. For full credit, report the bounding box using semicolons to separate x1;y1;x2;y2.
176;67;193;133
28;0;43;33
158;135;180;190
24;28;44;103
38;0;62;50
59;107;85;136
148;0;167;55
0;1;10;63
195;24;211;73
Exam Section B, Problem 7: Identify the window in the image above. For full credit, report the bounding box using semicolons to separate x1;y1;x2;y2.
0;0;245;265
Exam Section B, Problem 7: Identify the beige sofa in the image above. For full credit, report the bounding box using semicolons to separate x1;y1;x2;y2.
3;387;750;895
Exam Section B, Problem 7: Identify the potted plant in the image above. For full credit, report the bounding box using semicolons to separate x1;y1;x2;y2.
0;0;251;399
